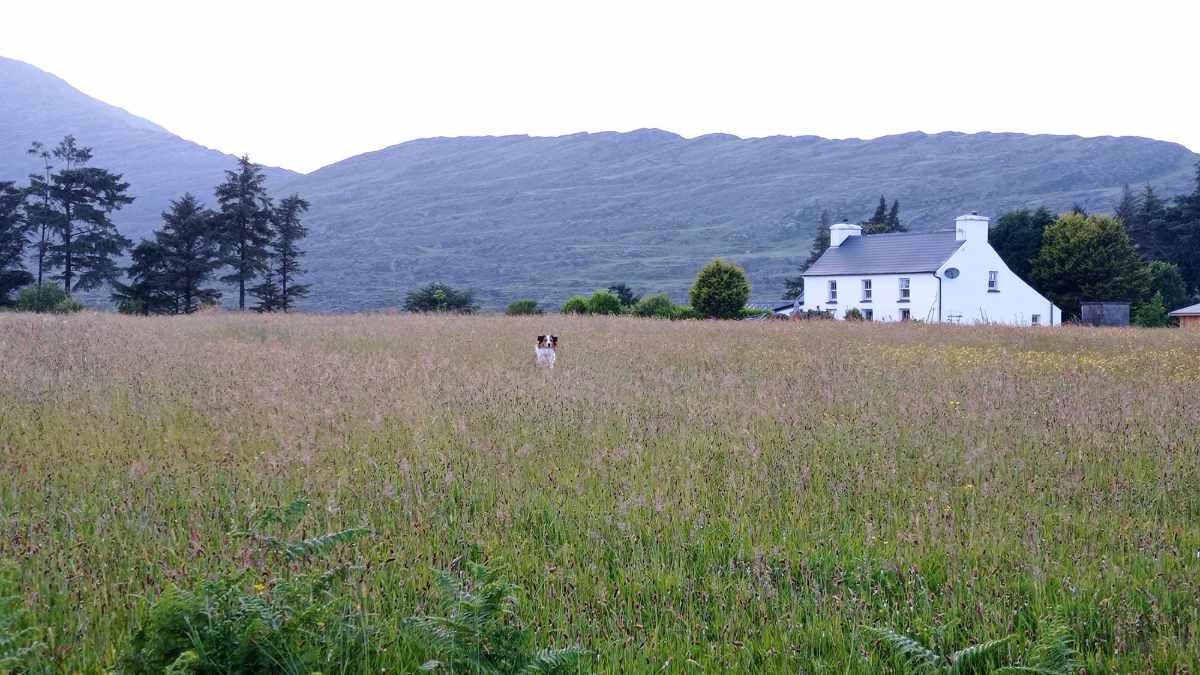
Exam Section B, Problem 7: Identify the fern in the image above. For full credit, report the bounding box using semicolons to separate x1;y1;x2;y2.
0;565;44;673
995;617;1078;675
864;626;944;673
867;616;1077;675
410;561;589;674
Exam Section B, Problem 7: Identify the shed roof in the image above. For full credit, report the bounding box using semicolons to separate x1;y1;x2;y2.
804;230;964;276
1168;302;1200;317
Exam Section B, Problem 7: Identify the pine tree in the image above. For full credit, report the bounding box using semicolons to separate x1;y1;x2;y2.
37;136;134;294
250;267;283;313
25;142;55;286
158;194;222;312
267;195;310;311
885;199;905;232
0;182;32;305
112;239;176;315
214;156;274;310
1114;184;1139;226
1166;163;1200;294
1131;184;1169;261
869;196;887;225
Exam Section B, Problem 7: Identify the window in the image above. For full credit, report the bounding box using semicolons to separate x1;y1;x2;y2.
861;279;872;302
828;280;837;303
863;308;873;321
1031;314;1040;326
988;271;999;291
898;277;910;301
899;308;911;321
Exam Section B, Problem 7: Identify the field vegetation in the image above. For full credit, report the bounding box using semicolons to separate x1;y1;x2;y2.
0;312;1198;672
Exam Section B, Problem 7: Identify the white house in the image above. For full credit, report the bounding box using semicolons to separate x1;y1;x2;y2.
801;213;1061;325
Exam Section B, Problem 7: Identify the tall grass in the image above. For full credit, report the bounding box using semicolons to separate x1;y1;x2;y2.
0;312;1197;671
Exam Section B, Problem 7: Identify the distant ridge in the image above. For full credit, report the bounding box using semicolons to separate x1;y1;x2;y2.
282;128;1197;310
2;56;1197;310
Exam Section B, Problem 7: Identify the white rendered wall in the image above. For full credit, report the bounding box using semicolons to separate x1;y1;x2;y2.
937;240;1061;325
802;273;940;321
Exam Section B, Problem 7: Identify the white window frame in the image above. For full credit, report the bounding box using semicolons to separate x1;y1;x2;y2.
863;308;873;321
828;280;837;303
898;277;910;301
899;308;911;321
862;279;872;302
988;270;999;291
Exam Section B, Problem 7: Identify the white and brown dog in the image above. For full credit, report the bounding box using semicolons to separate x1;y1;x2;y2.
535;335;558;369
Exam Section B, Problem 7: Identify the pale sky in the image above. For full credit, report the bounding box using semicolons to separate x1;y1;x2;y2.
3;0;1196;173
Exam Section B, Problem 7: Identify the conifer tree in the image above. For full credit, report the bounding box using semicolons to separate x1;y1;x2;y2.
1114;184;1139;226
158;194;222;312
1130;184;1169;261
1167;163;1200;294
214;156;274;310
266;195;310;311
33;136;134;294
25;142;55;286
250;267;283;313
112;239;175;315
885;199;903;231
0;182;32;305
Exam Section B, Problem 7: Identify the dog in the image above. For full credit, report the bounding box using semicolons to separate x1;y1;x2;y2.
535;335;558;369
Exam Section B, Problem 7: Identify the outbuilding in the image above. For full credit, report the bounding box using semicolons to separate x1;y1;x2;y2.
1168;302;1200;329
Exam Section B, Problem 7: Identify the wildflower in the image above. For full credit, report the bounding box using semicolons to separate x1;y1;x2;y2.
254;583;266;592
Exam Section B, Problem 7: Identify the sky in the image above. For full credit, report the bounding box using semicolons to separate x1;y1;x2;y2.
2;0;1197;174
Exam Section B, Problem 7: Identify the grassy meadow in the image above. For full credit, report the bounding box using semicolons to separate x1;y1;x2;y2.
1;312;1199;672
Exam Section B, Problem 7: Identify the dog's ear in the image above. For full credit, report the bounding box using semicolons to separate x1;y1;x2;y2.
536;335;545;346
549;335;558;347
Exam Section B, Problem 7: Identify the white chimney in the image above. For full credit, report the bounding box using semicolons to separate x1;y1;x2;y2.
955;212;989;242
829;221;862;247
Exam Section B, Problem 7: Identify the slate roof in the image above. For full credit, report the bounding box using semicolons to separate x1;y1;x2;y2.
1168;302;1200;316
804;230;965;276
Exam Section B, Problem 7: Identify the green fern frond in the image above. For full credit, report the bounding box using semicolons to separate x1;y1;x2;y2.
517;646;590;674
864;626;944;672
285;527;371;560
950;635;1013;673
995;616;1078;675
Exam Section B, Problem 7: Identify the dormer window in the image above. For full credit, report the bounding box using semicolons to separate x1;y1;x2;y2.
988;271;999;291
827;280;838;303
861;279;872;302
898;277;910;301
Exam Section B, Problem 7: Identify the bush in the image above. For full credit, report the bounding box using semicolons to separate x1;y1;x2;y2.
632;293;675;318
403;283;478;313
844;308;865;321
14;283;83;314
669;305;703;320
607;283;639;307
561;295;590;314
740;307;774;319
587;291;622;315
505;299;543;316
1132;291;1170;327
689;259;750;319
793;309;834;321
411;561;588;674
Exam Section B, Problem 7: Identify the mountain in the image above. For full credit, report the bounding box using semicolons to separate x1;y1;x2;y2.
0;56;297;241
3;56;1197;311
286;130;1198;310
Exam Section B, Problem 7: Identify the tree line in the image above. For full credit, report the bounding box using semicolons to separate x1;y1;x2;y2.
0;136;311;313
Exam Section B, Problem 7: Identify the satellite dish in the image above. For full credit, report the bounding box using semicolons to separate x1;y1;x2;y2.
944;268;960;279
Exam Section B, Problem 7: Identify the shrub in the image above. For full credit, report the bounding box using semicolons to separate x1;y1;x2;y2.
587;291;622;315
1132;291;1170;327
15;283;83;314
560;296;590;314
689;259;750;319
411;561;589;674
844;307;865;321
607;283;640;307
505;299;544;316
632;293;675;318
403;283;479;313
793;309;834;321
669;304;703;320
740;307;774;319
